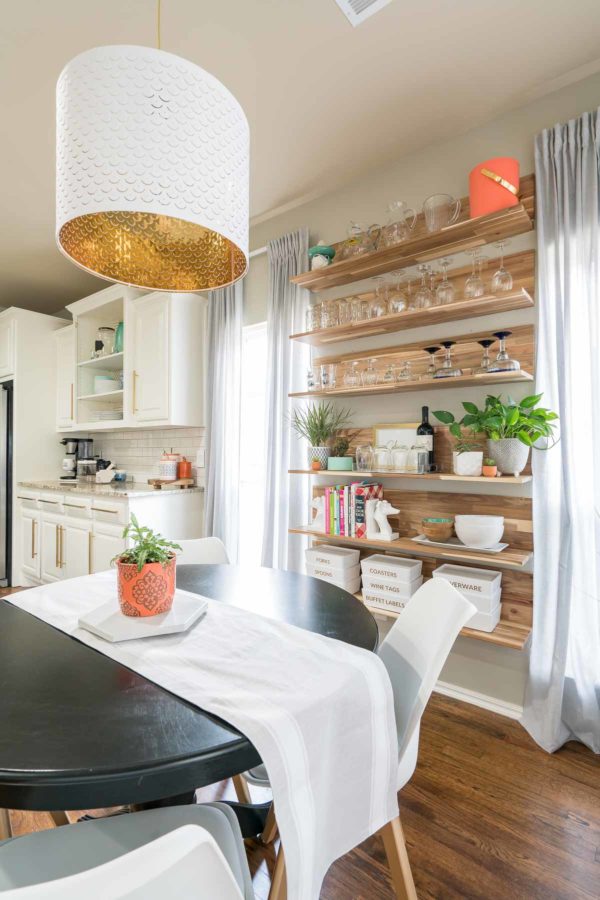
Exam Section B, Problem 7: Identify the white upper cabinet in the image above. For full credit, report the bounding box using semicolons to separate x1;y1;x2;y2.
0;315;15;379
55;325;76;428
61;286;205;431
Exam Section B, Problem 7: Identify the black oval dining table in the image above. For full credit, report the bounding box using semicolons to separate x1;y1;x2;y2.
0;564;378;827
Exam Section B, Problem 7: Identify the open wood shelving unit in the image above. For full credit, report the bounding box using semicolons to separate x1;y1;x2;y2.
288;174;536;651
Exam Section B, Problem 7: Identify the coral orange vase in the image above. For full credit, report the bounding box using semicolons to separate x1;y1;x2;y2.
117;556;176;617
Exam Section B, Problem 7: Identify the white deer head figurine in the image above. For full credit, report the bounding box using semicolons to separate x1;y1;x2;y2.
310;496;326;533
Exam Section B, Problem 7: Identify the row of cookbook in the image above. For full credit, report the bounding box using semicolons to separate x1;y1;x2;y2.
323;482;383;539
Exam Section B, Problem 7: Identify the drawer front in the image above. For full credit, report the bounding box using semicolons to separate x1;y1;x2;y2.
62;497;92;519
17;492;40;510
92;500;128;526
38;493;64;514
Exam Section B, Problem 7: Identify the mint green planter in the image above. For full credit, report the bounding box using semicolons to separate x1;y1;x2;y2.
327;457;354;471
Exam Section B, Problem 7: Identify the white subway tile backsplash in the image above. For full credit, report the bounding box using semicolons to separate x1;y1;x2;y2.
94;427;206;483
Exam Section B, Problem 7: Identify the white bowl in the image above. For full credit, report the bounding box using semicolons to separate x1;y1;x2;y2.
454;515;505;549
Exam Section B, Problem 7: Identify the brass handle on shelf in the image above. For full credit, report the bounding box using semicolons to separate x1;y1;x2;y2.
31;519;36;559
132;370;138;414
70;383;74;420
55;524;60;568
88;531;93;575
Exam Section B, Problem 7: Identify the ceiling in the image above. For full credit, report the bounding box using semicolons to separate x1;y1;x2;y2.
2;0;600;313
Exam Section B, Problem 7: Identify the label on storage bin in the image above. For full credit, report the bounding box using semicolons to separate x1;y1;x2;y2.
363;593;408;612
360;554;422;584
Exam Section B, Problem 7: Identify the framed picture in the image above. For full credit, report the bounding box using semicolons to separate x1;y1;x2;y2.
373;422;421;472
373;422;420;448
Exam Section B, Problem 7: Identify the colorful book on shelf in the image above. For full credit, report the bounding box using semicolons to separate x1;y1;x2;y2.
352;482;384;539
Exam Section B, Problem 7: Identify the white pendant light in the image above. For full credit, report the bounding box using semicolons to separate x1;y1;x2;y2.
56;43;249;292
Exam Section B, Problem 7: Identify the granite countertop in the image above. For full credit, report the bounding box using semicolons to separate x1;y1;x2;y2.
18;480;204;499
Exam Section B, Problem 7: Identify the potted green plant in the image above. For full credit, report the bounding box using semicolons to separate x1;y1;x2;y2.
434;393;558;476
113;515;181;618
327;434;355;471
290;402;353;469
482;457;498;478
451;438;483;477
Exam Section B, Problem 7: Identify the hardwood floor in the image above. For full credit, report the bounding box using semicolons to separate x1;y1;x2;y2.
7;694;599;898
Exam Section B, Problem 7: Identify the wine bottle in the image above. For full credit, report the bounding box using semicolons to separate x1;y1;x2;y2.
417;405;434;470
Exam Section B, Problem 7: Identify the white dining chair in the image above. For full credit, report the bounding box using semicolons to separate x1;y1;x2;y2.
251;577;476;900
0;805;252;899
175;537;229;565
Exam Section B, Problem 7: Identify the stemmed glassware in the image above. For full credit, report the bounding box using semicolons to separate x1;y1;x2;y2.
387;272;408;314
473;338;495;374
487;331;521;372
464;251;487;299
383;363;396;383
396;360;413;381
369;277;389;318
434;340;463;378
435;258;455;305
362;358;379;386
423;345;441;377
413;264;434;309
491;241;513;292
343;360;361;387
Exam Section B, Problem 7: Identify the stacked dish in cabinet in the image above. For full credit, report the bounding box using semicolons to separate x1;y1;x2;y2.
305;545;361;592
361;555;423;614
433;564;502;631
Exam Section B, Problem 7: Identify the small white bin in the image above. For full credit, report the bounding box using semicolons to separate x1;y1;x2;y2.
305;544;360;571
362;577;423;614
306;562;361;593
432;564;502;612
360;554;422;585
465;604;502;633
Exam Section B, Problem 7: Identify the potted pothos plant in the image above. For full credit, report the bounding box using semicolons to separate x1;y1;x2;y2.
290;402;353;469
113;514;181;618
434;393;558;477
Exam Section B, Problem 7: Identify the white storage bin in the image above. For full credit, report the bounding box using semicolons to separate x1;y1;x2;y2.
433;563;502;612
305;544;360;571
465;604;502;633
361;575;423;600
362;577;422;614
306;562;361;593
360;554;422;585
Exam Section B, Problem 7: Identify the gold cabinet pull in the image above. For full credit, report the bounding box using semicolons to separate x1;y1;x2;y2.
132;370;139;414
55;524;60;568
63;502;87;509
93;507;119;515
31;519;37;559
88;531;93;575
70;383;74;420
59;526;65;568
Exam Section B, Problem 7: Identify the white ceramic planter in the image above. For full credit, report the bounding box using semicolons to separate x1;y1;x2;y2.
452;451;483;477
307;446;331;469
487;439;530;477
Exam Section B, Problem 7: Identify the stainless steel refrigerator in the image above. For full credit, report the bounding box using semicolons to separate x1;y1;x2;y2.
0;382;13;587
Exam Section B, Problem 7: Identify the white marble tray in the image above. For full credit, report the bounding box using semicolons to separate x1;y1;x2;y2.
411;534;508;553
78;589;208;642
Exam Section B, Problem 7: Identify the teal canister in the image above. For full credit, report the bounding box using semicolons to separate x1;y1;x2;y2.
114;321;124;353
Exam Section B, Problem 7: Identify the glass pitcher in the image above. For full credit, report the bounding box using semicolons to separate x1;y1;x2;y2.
381;200;417;247
422;194;461;233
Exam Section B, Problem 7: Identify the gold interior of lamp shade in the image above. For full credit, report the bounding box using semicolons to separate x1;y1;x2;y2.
59;211;247;291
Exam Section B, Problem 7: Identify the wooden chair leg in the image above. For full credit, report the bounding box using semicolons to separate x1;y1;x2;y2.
232;774;252;805
49;811;70;827
268;846;287;900
379;816;418;900
261;802;279;845
0;809;12;840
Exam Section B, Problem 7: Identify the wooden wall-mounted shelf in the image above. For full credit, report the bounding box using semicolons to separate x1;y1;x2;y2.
290;369;533;399
290;251;535;346
291;175;535;292
290;469;532;484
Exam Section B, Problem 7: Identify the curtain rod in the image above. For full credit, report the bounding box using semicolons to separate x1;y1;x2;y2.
249;246;267;259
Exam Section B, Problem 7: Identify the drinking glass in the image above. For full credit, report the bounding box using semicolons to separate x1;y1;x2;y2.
391;446;409;471
338;298;353;325
422;194;461;232
423;345;441;376
350;296;368;322
373;445;392;470
464;251;487;299
383;363;396;383
362;358;379;386
343;360;361;387
473;338;495;374
380;200;417;247
396;360;413;381
413;264;433;309
387;272;408;314
307;367;317;391
435;258;455;305
491;241;513;292
434;341;463;378
321;299;339;328
355;445;374;472
487;331;520;372
320;364;337;390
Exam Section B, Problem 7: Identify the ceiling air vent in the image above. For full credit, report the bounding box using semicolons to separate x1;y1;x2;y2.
334;0;392;26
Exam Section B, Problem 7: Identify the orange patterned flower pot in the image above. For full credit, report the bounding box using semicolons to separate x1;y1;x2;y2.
117;556;176;617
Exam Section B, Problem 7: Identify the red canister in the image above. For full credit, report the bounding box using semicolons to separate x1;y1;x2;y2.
469;157;520;218
177;456;192;479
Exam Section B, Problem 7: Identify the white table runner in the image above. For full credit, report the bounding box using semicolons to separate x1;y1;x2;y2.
9;571;399;900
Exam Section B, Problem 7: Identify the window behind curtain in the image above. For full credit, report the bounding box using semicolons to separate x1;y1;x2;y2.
238;322;268;565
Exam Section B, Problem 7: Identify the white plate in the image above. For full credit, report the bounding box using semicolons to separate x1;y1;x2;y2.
78;589;209;642
411;534;508;553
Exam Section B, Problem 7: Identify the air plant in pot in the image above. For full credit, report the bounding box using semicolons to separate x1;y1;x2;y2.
290;402;353;469
113;515;181;618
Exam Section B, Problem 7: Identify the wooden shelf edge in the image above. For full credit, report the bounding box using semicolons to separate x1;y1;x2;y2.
354;592;531;650
290;288;534;346
291;527;532;570
290;370;534;399
288;470;532;484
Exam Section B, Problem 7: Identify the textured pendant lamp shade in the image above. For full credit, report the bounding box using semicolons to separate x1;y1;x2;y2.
56;46;249;291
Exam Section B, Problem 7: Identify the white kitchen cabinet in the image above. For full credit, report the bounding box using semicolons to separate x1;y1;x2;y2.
40;513;63;583
55;325;76;428
90;522;126;573
20;509;40;580
130;292;170;423
63;518;92;579
0;315;15;378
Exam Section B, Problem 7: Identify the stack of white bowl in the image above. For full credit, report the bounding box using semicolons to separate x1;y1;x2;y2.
305;545;361;592
433;564;502;631
360;554;423;615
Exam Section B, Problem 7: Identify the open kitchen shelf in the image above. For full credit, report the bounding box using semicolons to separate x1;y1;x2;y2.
77;352;124;371
290;527;532;569
354;592;531;651
291;175;535;292
290;369;533;399
289;469;532;484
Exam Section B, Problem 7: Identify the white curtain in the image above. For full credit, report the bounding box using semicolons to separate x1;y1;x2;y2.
261;228;310;571
521;110;600;753
204;281;243;563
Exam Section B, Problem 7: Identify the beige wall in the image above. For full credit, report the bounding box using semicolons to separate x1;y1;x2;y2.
247;72;600;710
